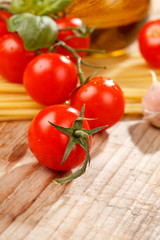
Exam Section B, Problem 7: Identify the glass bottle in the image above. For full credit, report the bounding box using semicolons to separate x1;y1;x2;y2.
65;0;150;54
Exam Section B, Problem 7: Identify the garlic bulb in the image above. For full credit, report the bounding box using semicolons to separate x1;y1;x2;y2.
142;71;160;128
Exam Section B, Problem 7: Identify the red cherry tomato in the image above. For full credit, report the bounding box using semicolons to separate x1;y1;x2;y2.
70;76;125;129
0;33;36;83
23;53;78;105
0;10;12;38
28;104;91;171
138;19;160;68
55;17;90;62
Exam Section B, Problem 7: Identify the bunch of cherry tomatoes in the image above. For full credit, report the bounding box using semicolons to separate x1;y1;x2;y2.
3;9;160;183
0;8;126;183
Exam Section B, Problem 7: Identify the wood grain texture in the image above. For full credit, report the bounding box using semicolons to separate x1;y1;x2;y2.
0;117;160;240
1;0;160;239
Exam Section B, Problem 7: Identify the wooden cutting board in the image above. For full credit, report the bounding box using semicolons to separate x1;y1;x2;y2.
0;1;160;239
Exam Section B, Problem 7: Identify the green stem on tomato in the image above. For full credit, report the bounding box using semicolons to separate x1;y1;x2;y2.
81;59;106;69
58;26;88;36
47;44;58;53
87;68;104;81
75;48;105;54
58;22;98;38
58;27;80;32
77;57;86;85
53;152;88;185
53;135;89;185
50;105;107;185
54;40;106;85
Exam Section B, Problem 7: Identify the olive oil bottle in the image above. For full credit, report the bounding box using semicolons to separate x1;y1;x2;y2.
65;0;150;54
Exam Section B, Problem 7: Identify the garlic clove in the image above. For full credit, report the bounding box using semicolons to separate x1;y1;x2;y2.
143;109;160;128
142;71;160;128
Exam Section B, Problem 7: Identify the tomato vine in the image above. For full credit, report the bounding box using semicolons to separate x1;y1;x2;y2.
0;0;125;184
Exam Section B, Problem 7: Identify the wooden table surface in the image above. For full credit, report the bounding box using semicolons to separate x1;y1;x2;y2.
1;1;160;240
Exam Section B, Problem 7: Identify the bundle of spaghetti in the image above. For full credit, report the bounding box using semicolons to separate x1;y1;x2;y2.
0;77;44;121
0;54;160;121
0;77;146;121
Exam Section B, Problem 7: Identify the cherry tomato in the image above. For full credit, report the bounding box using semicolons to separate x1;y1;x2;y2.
0;33;36;83
28;104;91;171
23;53;78;105
138;19;160;68
56;17;90;62
0;10;12;38
70;76;125;129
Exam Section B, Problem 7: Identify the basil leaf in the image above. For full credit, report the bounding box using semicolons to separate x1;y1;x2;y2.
9;0;73;15
7;13;58;51
37;0;73;15
9;0;36;14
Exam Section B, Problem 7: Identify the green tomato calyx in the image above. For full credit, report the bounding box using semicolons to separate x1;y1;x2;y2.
49;105;107;185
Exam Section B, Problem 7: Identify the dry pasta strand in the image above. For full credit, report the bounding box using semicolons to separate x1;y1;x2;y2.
0;94;33;102
0;102;44;109
0;83;26;93
0;109;42;116
125;103;142;114
0;116;35;121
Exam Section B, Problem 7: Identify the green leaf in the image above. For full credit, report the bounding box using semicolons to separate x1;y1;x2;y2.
7;13;58;50
9;0;35;14
9;0;73;15
36;0;73;15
